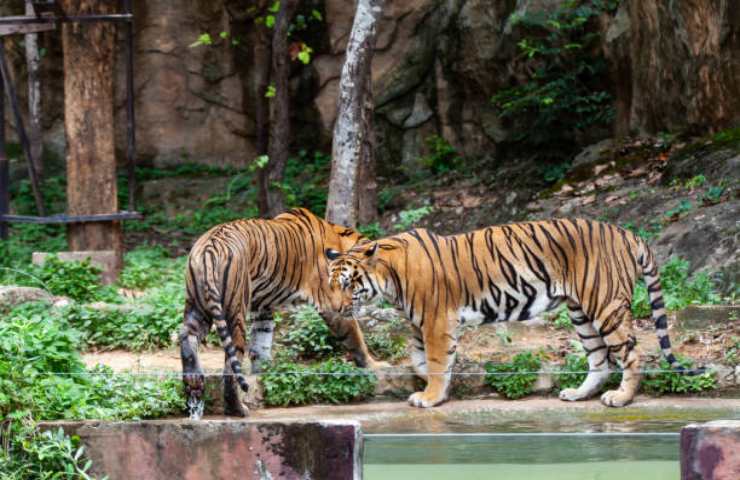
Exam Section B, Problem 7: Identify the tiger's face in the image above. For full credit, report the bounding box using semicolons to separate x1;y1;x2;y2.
326;242;380;312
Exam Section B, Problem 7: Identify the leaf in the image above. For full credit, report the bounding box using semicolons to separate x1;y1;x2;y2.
189;33;213;48
311;9;323;21
265;84;276;98
265;15;275;28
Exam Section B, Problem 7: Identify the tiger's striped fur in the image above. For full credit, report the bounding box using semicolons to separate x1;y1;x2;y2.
180;208;375;416
328;218;695;408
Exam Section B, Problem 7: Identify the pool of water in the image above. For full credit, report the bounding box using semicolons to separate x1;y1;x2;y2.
364;432;678;479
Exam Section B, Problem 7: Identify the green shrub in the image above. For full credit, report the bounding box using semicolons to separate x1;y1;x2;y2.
365;317;407;362
632;257;721;318
0;303;184;420
279;306;338;360
33;256;107;302
550;305;574;330
261;358;376;407
485;351;542;399
642;356;716;395
358;222;386;240
0;420;99;480
420;136;461;174
393;206;433;232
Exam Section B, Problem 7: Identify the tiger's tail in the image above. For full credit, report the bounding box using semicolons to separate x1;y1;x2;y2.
637;240;704;376
199;246;250;393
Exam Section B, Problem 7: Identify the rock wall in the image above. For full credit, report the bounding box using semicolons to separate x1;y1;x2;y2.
2;0;739;169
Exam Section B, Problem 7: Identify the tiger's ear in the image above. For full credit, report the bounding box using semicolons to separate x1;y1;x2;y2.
325;248;341;261
364;243;378;257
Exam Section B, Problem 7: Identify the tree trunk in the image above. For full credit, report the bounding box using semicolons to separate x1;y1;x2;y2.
259;0;299;218
25;0;43;182
61;0;122;274
325;0;383;227
253;0;273;215
357;73;378;225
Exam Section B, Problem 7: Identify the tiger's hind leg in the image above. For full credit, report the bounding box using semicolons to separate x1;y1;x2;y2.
559;303;611;402
596;302;641;407
224;309;249;417
248;310;274;374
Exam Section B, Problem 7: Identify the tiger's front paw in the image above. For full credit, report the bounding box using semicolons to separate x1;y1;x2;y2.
368;360;393;371
407;391;445;408
558;388;584;402
600;389;632;408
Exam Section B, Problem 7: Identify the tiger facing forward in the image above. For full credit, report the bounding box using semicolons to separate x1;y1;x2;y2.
181;208;379;417
327;218;693;408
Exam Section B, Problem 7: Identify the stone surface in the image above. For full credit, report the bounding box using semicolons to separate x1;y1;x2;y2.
676;306;740;331
32;250;119;285
41;420;362;480
0;285;53;309
681;420;740;480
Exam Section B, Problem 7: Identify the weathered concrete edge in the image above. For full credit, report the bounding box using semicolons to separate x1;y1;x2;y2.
680;420;740;480
39;419;364;480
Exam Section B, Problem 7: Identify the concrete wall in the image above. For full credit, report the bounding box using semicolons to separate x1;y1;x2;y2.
681;420;740;480
41;419;363;480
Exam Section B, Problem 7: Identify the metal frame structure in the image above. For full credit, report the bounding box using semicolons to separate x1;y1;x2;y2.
0;0;140;240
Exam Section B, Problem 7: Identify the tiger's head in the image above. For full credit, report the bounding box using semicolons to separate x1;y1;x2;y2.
326;241;381;312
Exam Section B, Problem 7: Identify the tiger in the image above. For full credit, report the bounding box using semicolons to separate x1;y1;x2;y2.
327;218;699;408
180;208;382;417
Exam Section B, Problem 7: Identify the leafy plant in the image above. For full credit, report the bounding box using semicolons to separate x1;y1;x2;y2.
33;256;106;303
393;206;433;232
261;358;376;407
365;316;407;362
683;174;706;190
701;185;726;206
485;351;542;399
420;136;461;174
724;337;739;366
663;199;693;222
280;306;338;360
358;222;386;240
550;305;574;330
642;356;716;394
491;0;618;161
631;257;721;318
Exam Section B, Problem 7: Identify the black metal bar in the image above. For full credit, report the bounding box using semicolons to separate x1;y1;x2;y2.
124;0;136;211
0;71;8;239
0;40;45;216
0;14;133;25
0;211;143;224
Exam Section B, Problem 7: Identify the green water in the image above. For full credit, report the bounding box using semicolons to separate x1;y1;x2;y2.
364;432;680;479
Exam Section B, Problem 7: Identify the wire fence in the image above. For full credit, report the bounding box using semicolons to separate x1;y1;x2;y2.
26;367;710;378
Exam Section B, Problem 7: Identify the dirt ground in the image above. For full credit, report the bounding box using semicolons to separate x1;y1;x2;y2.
82;308;738;375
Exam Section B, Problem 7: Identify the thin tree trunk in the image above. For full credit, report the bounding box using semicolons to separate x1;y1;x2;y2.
325;0;383;227
259;0;299;217
25;0;43;182
61;0;122;274
357;73;377;225
253;0;273;215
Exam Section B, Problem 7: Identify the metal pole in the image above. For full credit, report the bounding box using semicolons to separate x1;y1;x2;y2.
0;40;45;216
124;0;136;211
0;61;8;239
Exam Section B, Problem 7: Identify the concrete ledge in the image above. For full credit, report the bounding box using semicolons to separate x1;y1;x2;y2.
40;420;362;480
681;420;740;479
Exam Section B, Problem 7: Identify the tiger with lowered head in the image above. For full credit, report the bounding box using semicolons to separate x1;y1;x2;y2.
327;218;698;408
181;208;382;417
